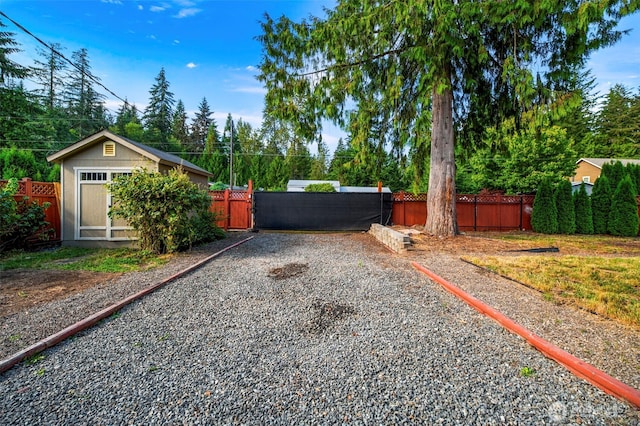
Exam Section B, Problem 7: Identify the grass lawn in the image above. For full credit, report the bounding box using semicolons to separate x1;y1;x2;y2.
463;234;640;328
0;246;169;273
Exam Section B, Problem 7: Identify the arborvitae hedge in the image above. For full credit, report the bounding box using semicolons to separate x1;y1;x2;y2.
531;178;558;234
574;183;594;234
608;176;639;237
591;175;611;234
555;179;576;234
604;161;626;195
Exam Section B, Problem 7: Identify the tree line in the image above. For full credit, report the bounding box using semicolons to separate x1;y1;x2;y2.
1;7;640;198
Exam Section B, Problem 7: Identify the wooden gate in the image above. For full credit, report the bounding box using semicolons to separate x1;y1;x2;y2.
209;182;253;230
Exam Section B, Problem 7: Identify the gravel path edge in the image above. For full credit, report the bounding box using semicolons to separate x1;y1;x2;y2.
0;236;254;374
412;260;640;409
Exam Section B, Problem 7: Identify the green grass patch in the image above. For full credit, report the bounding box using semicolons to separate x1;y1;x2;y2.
488;233;640;255
464;254;640;327
0;247;168;273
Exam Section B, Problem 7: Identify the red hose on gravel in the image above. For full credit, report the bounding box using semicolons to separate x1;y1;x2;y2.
0;236;254;375
411;261;640;409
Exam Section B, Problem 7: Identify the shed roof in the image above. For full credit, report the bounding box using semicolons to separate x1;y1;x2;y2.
576;158;640;169
47;129;212;177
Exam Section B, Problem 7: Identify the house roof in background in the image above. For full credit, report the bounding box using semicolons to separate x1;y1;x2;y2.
47;129;212;177
577;158;640;169
286;179;391;193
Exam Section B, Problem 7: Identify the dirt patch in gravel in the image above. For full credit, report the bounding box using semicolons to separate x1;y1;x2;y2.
268;262;309;280
0;269;120;318
305;299;356;334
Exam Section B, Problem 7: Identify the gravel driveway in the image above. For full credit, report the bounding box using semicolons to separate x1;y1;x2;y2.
1;233;637;424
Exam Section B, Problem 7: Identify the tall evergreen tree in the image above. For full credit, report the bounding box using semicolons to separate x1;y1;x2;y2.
555;179;576;234
608;176;639;237
0;18;28;85
143;68;175;149
190;97;213;152
591;175;612;234
310;140;329;180
65;48;107;138
171;100;189;148
112;100;140;136
574;183;594;235
531;178;558;234
258;0;633;236
32;43;67;110
593;85;640;158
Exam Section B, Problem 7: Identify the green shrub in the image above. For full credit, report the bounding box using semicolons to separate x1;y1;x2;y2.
591;175;611;234
108;168;224;254
0;179;52;252
531;178;558;234
555;179;576;234
304;183;336;192
608;176;639;237
573;183;594;235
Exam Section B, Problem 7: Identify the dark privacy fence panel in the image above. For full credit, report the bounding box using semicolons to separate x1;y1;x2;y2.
253;192;393;231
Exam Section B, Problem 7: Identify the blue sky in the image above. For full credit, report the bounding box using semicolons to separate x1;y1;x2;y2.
1;0;639;154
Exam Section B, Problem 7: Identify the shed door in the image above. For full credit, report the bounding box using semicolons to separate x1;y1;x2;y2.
76;170;133;240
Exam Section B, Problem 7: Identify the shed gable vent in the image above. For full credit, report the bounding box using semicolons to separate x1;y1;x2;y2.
103;142;116;156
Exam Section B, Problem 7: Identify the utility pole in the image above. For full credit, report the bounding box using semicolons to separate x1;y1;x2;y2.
229;118;234;189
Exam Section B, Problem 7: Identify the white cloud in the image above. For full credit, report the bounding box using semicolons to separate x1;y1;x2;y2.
174;8;202;18
173;40;180;45
101;0;123;4
232;86;267;95
186;62;197;69
174;0;196;6
138;5;143;11
245;65;256;72
150;4;169;13
147;34;157;40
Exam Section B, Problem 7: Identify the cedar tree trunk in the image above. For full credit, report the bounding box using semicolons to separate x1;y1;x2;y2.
425;78;458;236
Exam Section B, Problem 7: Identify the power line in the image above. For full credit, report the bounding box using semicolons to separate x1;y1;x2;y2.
0;10;129;106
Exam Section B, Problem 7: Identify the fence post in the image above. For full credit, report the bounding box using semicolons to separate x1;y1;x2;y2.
520;196;523;230
247;180;253;229
22;177;32;198
224;188;230;231
474;195;477;231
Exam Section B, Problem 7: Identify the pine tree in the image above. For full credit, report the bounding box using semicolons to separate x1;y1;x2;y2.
574;183;594;235
555;179;576;234
591;175;612;234
113;100;140;136
531;178;558;234
65;48;107;138
0;18;28;85
32;43;66;109
171;100;189;148
190;98;213;152
143;68;175;149
608;176;639;237
593;85;640;158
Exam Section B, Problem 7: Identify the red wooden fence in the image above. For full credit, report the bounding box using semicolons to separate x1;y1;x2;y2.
1;178;61;242
392;192;534;231
392;192;640;232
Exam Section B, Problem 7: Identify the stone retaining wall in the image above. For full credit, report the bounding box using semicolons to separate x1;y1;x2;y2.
368;224;412;253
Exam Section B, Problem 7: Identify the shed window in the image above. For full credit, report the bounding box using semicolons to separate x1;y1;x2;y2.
103;142;116;156
582;176;591;183
80;172;107;181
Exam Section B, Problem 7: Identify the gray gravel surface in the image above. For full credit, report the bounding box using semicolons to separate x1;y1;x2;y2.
1;232;638;424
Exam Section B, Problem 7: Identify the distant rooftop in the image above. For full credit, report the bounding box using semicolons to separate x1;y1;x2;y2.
577;158;640;168
286;180;391;193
